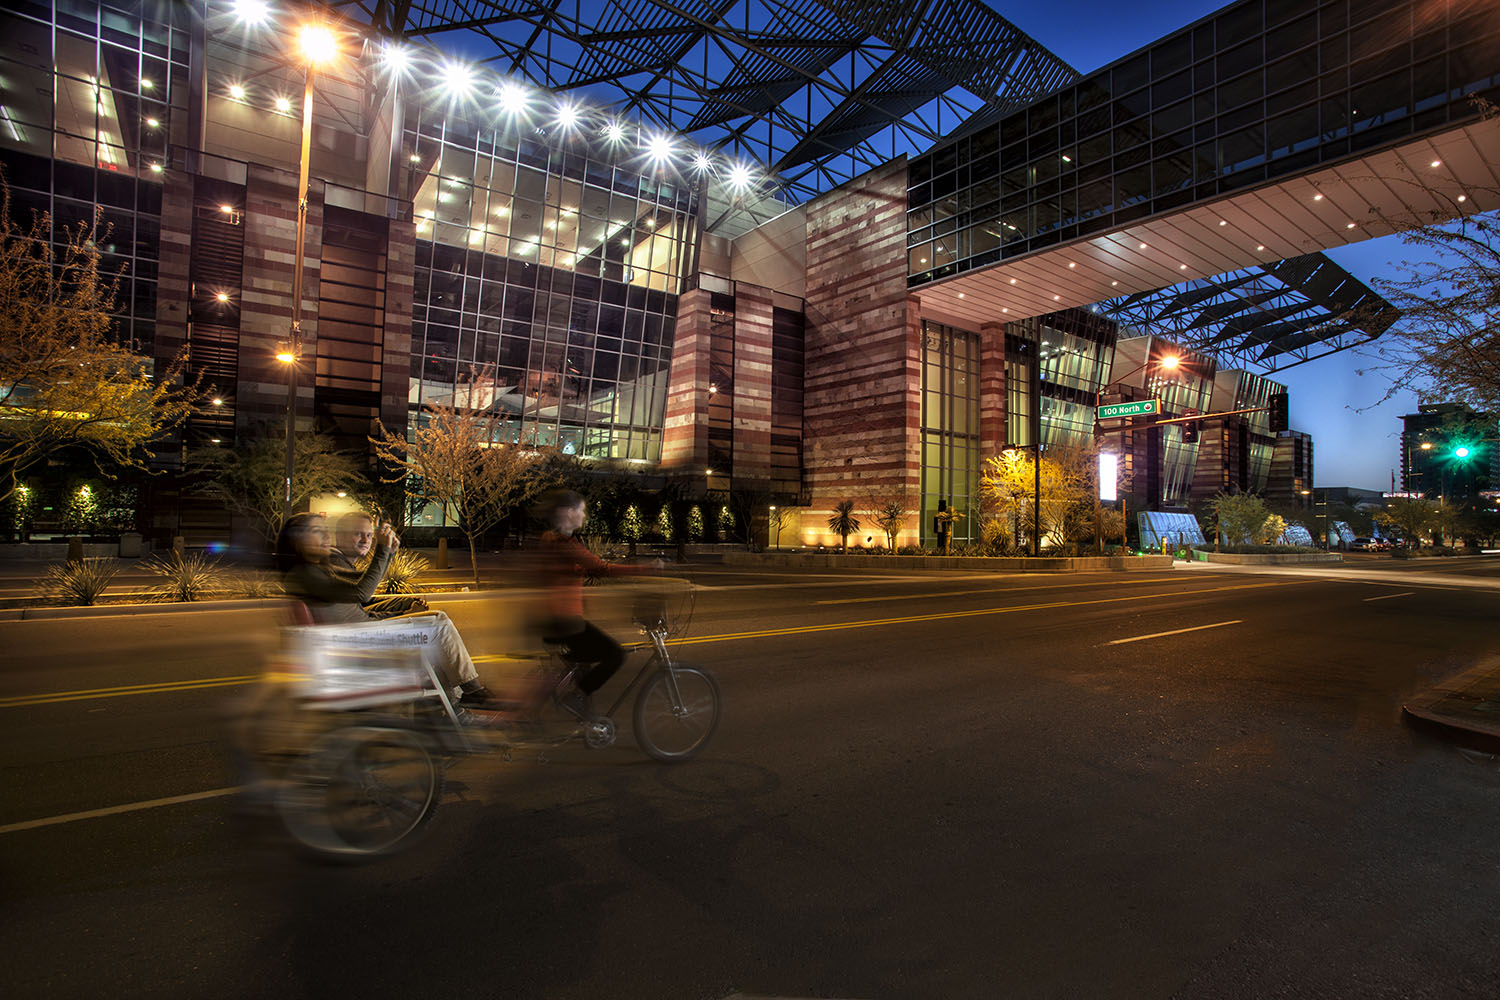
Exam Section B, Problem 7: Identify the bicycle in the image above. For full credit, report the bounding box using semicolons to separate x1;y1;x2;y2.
236;577;719;862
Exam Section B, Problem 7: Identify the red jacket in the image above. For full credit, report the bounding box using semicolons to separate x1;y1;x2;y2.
536;531;647;623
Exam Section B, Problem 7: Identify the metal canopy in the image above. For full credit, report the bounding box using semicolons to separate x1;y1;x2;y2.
1100;252;1401;373
335;0;1076;201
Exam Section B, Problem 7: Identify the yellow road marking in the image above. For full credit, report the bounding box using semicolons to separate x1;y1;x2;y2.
1105;620;1242;645
816;575;1185;604
3;579;1301;707
0;674;262;709
0;787;240;835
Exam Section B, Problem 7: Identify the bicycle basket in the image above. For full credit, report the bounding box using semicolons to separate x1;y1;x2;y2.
627;576;694;638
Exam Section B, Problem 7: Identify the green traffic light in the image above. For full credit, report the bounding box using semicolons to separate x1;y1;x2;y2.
1453;445;1472;459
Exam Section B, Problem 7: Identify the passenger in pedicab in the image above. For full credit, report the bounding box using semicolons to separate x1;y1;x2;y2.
327;510;429;618
275;512;498;718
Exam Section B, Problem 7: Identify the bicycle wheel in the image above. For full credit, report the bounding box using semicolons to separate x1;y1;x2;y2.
633;664;721;762
277;723;444;861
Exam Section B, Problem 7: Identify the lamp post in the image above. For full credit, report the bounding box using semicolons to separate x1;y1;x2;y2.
278;23;339;525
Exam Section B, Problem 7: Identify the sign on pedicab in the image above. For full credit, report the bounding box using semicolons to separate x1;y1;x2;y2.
1097;399;1161;420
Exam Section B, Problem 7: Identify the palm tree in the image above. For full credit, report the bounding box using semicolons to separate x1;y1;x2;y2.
827;500;860;552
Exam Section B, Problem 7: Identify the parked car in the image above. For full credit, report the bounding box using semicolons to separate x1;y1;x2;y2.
1350;537;1376;551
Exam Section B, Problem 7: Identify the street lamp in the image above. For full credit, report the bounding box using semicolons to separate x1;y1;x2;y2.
280;22;339;524
1095;352;1182;551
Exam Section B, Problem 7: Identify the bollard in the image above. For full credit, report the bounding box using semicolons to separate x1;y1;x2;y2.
436;536;449;570
67;536;84;564
173;535;185;560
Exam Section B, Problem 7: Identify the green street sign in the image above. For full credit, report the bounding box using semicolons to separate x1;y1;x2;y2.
1097;399;1161;420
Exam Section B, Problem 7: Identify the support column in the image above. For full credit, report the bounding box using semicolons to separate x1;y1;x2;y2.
661;287;713;472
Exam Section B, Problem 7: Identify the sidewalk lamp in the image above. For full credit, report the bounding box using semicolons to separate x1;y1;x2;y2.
279;21;340;524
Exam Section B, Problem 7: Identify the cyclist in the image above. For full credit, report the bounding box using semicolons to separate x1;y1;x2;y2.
276;512;497;714
531;490;661;718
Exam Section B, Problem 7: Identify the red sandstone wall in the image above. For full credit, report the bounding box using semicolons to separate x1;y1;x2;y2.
801;159;917;543
661;287;713;471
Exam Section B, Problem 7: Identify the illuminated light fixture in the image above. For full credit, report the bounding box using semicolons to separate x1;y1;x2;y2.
229;84;246;100
708;384;717;394
555;102;579;129
234;0;270;23
276;350;296;363
1313;193;1323;201
497;81;527;114
693;152;712;172
1002;308;1009;313
299;24;338;65
1009;278;1017;284
1138;242;1147;249
210;438;221;444
646;219;656;229
1218;219;1227;226
150;162;163;173
410;153;421;162
382;43;411;75
603;121;625;142
728;163;752;190
216;291;230;303
1430;159;1441;168
146;117;159;127
1346;222;1356;229
1458;194;1467;202
1256;244;1266;251
1053;294;1060;300
140;78;153;90
220;204;233;213
1179;263;1188;269
645;134;674;164
919;257;927;264
1068;261;1076;268
1061;154;1071;162
1160;356;1180;370
493;206;509;217
211;397;223;406
441;60;474;97
275;96;291;113
336;491;347;498
1111;280;1119;286
958;292;965;299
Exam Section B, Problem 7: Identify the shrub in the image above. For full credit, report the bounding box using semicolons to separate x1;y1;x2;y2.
378;549;431;594
39;557;119;606
229;569;282;598
146;551;224;602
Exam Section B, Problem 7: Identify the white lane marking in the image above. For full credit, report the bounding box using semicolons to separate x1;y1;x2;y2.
0;787;239;835
1364;591;1415;602
1105;620;1242;645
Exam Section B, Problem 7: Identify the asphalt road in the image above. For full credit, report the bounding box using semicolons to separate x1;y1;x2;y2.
3;559;1499;999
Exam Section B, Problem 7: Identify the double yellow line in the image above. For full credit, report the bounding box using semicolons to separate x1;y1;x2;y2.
0;674;261;709
2;578;1299;708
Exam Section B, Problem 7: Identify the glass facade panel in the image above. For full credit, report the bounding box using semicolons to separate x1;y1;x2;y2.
921;323;981;547
908;0;1500;284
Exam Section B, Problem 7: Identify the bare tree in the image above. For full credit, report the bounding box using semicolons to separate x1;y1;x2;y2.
372;370;549;586
861;489;914;551
0;183;196;501
1356;99;1500;410
192;430;362;543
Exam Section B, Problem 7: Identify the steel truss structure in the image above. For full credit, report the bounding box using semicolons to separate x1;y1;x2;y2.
332;0;1076;200
1099;252;1401;374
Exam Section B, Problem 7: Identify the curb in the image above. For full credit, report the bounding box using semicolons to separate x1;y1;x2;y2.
1402;658;1500;754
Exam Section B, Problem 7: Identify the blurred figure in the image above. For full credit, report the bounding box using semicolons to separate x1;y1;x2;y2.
532;490;660;717
329;511;428;618
276;513;495;711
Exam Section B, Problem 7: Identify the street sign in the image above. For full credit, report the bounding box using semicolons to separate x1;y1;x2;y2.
1097;399;1161;420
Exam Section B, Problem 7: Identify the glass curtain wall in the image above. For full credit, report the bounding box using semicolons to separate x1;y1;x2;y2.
907;0;1500;284
1234;371;1280;492
0;1;189;359
402;101;698;465
921;322;981;547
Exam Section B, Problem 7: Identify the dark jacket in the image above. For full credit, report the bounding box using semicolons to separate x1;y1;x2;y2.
284;545;396;625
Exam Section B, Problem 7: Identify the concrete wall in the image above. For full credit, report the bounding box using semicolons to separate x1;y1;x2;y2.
730;205;807;296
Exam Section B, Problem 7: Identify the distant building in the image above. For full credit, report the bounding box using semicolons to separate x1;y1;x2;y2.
1400;403;1498;502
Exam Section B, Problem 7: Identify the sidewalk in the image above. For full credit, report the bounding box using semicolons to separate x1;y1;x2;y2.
1404;658;1500;753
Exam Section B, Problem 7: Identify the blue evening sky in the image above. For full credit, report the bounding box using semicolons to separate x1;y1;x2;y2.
1004;0;1428;491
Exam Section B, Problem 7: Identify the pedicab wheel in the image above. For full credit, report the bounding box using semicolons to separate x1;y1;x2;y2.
633;665;721;762
277;723;444;862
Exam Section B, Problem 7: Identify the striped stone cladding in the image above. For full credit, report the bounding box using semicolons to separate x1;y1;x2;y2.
732;283;774;484
153;168;195;371
802;158;917;538
979;321;1009;455
380;216;416;436
236;164;322;436
660;287;713;470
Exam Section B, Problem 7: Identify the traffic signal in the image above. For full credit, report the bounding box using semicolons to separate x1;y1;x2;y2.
1452;444;1473;459
1180;412;1198;443
1268;392;1289;432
